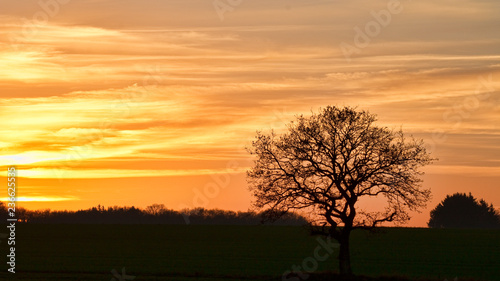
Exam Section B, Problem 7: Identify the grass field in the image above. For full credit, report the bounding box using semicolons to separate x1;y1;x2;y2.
0;224;498;280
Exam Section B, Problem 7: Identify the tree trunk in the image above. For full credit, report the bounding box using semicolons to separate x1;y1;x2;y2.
338;231;352;275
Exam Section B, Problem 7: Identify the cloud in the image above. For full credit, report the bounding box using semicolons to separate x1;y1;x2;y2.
15;167;247;179
0;196;78;202
0;0;499;224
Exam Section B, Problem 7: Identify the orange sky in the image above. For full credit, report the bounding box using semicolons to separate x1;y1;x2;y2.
1;0;499;227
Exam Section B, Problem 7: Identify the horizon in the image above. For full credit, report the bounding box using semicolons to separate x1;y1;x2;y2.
1;0;499;228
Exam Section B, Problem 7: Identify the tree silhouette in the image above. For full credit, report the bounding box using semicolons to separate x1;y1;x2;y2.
247;106;434;275
10;205;307;225
145;203;166;216
428;193;500;229
0;201;7;221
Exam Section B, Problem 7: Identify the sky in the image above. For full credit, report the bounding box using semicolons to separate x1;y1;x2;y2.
0;0;499;227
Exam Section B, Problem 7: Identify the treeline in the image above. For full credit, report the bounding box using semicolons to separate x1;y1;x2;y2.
0;203;307;225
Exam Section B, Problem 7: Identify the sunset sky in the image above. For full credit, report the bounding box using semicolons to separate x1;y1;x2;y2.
1;0;499;227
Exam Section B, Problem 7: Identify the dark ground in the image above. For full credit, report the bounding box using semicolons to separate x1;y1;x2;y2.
0;224;498;280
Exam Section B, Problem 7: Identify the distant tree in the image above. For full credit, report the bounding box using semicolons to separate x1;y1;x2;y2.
428;193;500;229
145;203;166;216
247;106;434;275
0;201;7;221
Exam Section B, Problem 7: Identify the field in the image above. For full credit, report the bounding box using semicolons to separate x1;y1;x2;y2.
0;224;498;280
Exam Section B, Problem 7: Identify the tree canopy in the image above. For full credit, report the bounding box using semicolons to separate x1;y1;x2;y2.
247;106;434;274
428;193;500;229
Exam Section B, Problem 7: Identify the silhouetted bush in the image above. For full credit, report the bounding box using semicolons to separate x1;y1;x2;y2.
428;192;500;229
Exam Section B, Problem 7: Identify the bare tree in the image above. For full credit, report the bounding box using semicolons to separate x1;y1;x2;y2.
247;106;434;275
145;204;166;216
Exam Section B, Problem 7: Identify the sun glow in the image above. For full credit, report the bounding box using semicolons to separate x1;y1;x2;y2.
0;196;77;202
